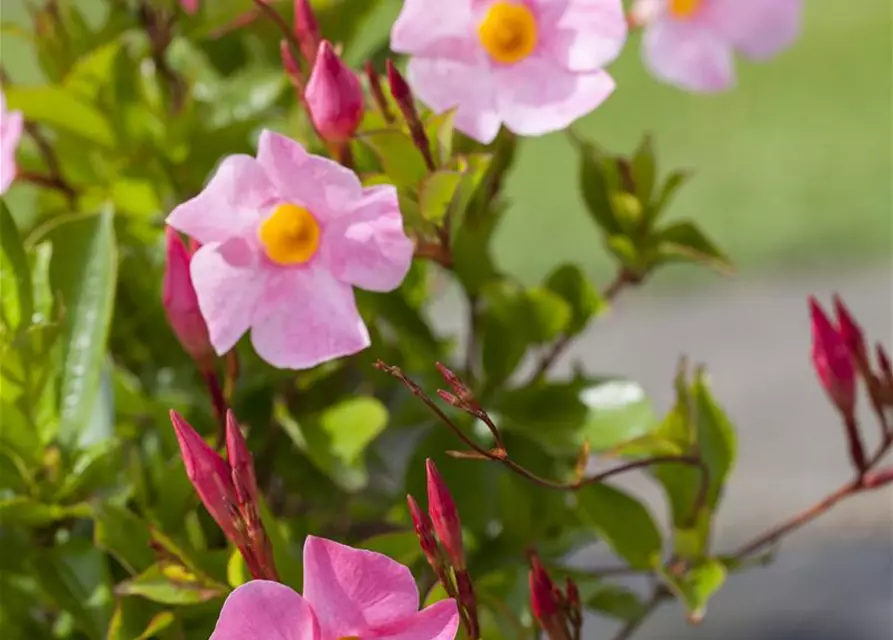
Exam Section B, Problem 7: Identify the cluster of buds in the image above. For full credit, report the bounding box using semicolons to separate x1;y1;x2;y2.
809;295;893;477
407;459;479;638
528;551;582;640
169;410;278;581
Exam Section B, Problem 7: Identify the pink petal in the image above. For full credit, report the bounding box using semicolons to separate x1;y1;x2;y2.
167;155;275;245
211;580;319;640
302;535;420;637
249;267;370;370
406;57;500;144
321;185;414;293
190;238;266;355
255;129;363;220
641;19;735;93
370;600;460;640
706;0;803;60
391;0;478;64
539;0;628;72
0;108;23;194
493;54;615;136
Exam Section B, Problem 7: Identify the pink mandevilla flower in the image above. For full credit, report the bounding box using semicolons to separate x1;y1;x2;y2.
166;130;414;370
179;0;199;15
633;0;802;93
0;90;24;194
211;536;460;640
390;0;627;144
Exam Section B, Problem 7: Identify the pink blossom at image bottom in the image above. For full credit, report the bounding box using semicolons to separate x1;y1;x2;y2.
210;536;459;640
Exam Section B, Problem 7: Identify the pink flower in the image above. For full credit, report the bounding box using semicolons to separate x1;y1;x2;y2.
210;536;460;640
633;0;802;92
166;130;414;370
305;41;365;144
163;228;215;370
1;90;24;194
390;0;627;143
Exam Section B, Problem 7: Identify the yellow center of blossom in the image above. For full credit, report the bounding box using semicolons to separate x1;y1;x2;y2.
258;203;321;265
669;0;702;19
478;2;538;65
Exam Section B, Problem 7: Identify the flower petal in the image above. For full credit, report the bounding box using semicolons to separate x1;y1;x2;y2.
706;0;802;60
0;108;23;194
256;129;363;220
190;238;266;355
302;535;420;636
210;580;319;640
371;600;461;640
641;19;735;93
540;0;628;72
167;155;275;245
322;185;414;292
249;267;370;370
391;0;478;64
494;54;615;136
406;57;500;144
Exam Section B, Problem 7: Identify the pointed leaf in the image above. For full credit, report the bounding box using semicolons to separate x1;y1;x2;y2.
0;202;32;333
544;264;605;335
656;221;734;274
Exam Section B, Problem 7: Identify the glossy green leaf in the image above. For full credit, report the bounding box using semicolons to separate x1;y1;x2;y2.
226;548;250;589
544;264;605;335
656;221;734;274
114;563;226;605
576;483;663;570
419;171;462;224
660;559;727;624
448;153;493;238
0;202;32;333
692;371;737;510
5;86;115;146
576;141;620;235
49;209;118;446
94;503;155;575
523;287;572;343
587;584;647;620
579;379;657;451
359;130;428;190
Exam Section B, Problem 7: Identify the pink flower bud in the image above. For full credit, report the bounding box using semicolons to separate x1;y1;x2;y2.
169;410;241;544
833;294;867;362
280;40;302;85
163;228;214;371
528;553;560;626
809;297;856;417
225;410;258;509
425;458;465;569
305;41;364;144
386;59;412;107
407;494;441;570
876;343;893;401
294;0;321;66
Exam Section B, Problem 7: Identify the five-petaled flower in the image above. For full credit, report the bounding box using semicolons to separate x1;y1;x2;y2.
210;536;460;640
166;130;414;370
390;0;627;144
1;90;24;194
632;0;802;92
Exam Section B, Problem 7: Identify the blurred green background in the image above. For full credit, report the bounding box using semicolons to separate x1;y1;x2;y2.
3;0;889;285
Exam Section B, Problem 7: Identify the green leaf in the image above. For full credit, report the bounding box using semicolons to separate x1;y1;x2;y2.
523;287;572;344
544;264;605;335
114;563;226;605
94;503;155;575
0;202;33;333
648;169;690;224
5;86;115;147
692;371;737;510
107;601;175;640
576;483;663;570
587;584;647;620
419;171;462;224
631;134;656;205
359;531;423;567
452;207;503;295
656;221;734;274
49;209;118;446
480;284;529;385
606;235;642;273
448;153;493;238
576;141;620;235
226;548;250;589
0;496;91;527
359;130;428;190
660;559;727;624
579;379;657;452
425;108;456;167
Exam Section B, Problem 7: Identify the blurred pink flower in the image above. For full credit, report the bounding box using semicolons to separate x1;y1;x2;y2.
1;90;24;194
210;536;460;640
305;41;365;144
390;0;627;143
180;0;199;15
633;0;802;92
166;130;413;370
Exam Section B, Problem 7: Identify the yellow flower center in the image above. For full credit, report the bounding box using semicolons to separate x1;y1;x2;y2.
669;0;702;19
478;2;538;65
258;203;321;266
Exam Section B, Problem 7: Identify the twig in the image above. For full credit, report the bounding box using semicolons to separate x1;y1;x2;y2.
203;370;228;449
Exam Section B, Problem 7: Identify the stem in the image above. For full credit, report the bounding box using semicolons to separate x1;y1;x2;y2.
842;413;867;473
203;370;228;449
21;123;77;206
610;586;671;640
250;0;303;58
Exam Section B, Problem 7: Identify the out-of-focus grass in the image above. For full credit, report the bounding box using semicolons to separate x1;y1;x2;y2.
2;0;889;288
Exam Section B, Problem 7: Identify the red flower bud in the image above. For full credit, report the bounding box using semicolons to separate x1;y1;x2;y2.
386;59;412;106
305;41;364;144
407;494;441;570
809;297;856;417
833;294;868;364
425;458;465;569
163;228;214;371
294;0;321;66
529;553;563;633
225;410;258;509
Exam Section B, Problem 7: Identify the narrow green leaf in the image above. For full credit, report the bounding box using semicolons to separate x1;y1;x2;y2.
114;563;226;605
49;208;118;445
648;169;690;224
631;134;656;205
419;171;462;224
0;497;91;527
359;130;428;190
544;264;605;335
656;221;734;274
660;559;727;624
93;503;155;575
5;86;115;146
576;142;620;235
692;371;737;510
425;108;456;167
448;153;492;238
0;202;32;333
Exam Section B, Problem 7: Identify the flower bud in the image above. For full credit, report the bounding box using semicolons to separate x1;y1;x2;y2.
529;553;567;639
225;410;258;509
833;294;866;362
294;0;321;66
386;59;412;109
305;41;364;144
281;39;302;86
163;228;214;371
809;297;856;417
425;458;465;569
407;494;441;571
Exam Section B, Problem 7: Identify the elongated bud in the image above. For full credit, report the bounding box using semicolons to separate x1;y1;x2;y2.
364;60;394;124
425;458;465;569
385;60;436;171
225;411;258;508
163;228;214;372
305;41;364;144
294;0;320;66
386;60;412;110
529;553;566;639
169;411;241;543
436;362;480;412
809;297;856;417
833;294;867;362
875;344;893;405
407;494;441;570
280;39;302;86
